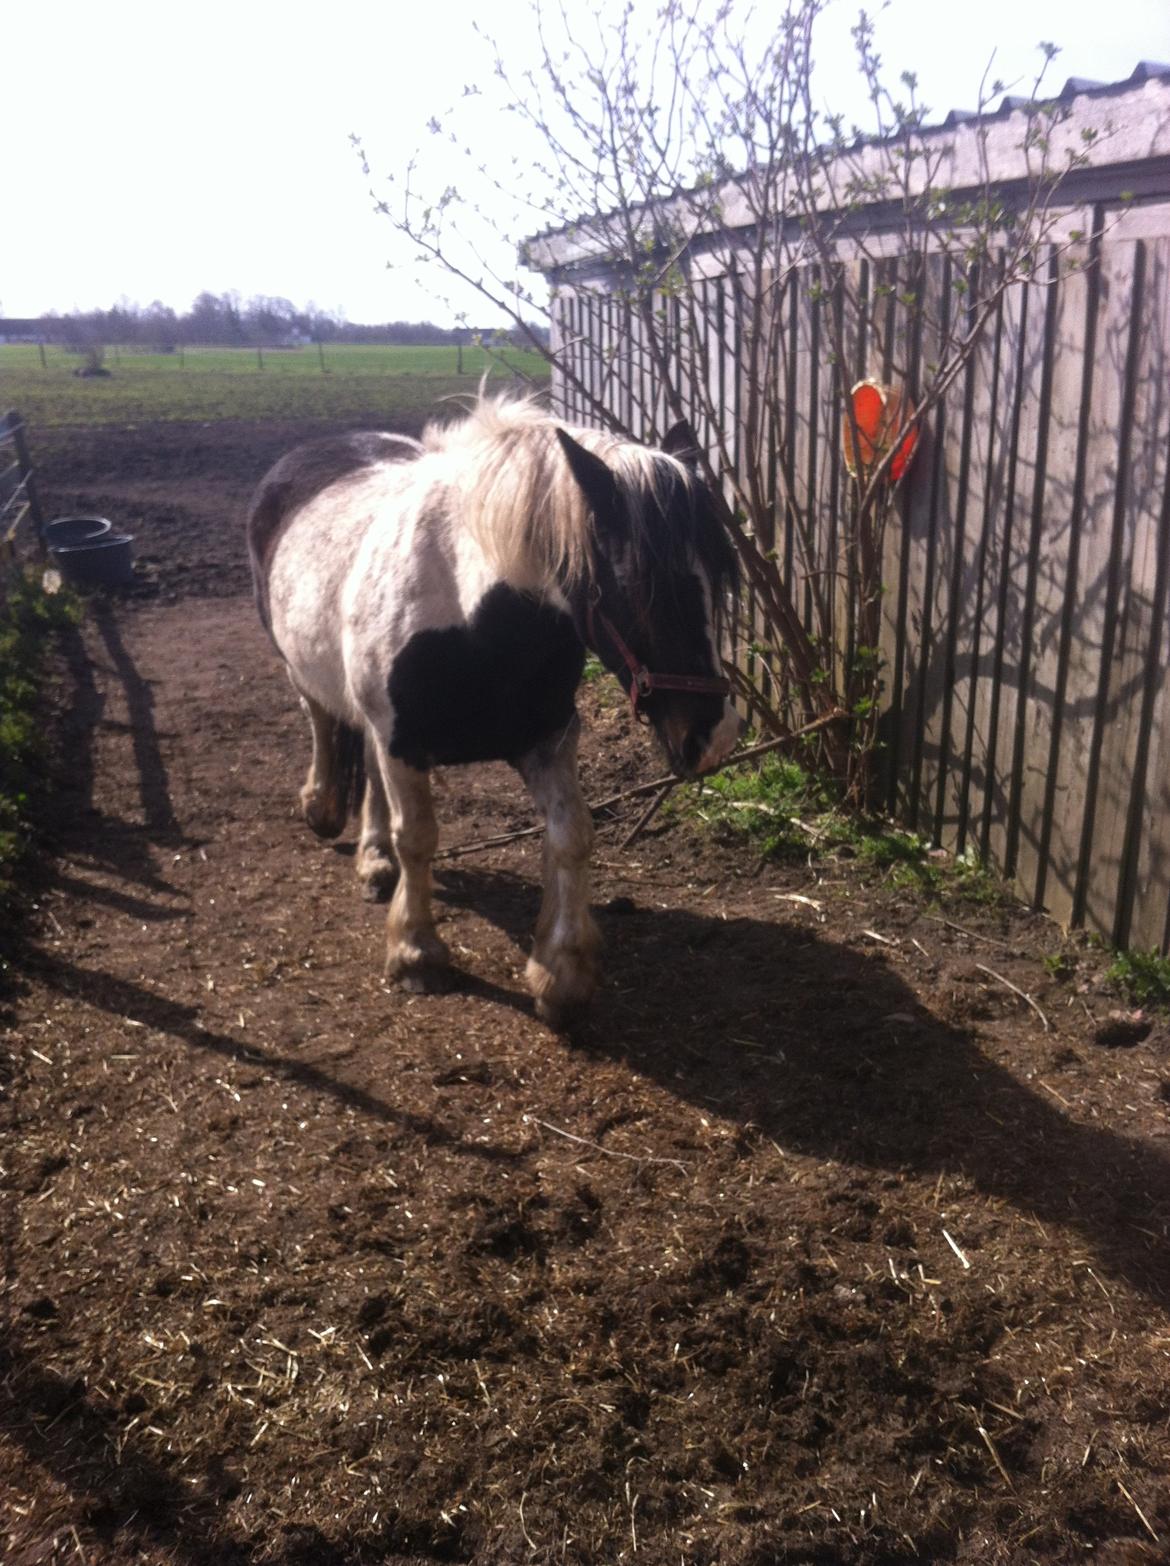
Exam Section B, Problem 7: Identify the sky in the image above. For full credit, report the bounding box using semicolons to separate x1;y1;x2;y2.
3;0;1167;327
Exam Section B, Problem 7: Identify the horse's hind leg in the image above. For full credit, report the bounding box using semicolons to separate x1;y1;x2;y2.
516;715;599;1026
294;682;352;839
375;752;449;990
356;731;396;901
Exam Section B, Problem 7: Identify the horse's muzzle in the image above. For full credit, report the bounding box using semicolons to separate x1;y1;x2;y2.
662;705;745;779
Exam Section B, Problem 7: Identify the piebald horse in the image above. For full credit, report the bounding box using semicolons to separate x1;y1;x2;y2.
247;398;740;1024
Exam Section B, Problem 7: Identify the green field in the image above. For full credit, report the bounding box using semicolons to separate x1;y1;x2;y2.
0;343;550;427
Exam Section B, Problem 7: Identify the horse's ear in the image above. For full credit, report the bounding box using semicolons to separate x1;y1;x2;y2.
555;429;622;525
661;420;704;470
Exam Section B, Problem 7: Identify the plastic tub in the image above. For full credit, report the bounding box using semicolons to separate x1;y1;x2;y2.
50;532;135;587
44;516;114;549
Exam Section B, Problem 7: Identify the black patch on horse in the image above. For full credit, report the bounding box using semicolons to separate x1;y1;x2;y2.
387;584;586;768
246;431;421;628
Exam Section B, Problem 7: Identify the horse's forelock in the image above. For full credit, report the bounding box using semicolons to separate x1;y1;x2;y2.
423;398;597;591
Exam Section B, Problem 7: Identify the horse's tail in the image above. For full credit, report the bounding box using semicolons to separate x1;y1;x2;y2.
336;722;367;826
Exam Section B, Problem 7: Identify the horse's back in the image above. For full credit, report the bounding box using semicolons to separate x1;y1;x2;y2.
247;430;423;629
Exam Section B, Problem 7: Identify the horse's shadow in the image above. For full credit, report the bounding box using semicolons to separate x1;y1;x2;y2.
437;864;1170;1312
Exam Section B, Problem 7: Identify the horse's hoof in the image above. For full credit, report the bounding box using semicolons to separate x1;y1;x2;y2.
398;964;454;995
302;790;345;840
359;861;397;903
533;991;592;1030
357;851;397;902
534;994;570;1030
386;933;450;993
527;951;596;1028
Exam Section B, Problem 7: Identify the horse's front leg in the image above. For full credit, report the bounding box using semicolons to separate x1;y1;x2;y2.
375;752;449;990
517;716;600;1026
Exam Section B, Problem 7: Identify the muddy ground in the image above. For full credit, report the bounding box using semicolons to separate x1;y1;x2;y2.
2;419;1169;1564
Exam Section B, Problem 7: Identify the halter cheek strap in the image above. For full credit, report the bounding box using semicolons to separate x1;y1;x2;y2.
586;602;731;724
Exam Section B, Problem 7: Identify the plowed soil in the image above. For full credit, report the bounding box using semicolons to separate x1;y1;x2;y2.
3;420;1169;1565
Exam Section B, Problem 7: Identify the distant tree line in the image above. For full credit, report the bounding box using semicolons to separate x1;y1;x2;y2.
35;293;548;350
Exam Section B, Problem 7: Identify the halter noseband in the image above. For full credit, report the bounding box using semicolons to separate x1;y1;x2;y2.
586;601;731;724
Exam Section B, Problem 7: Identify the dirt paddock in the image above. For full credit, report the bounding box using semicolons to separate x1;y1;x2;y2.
2;420;1169;1563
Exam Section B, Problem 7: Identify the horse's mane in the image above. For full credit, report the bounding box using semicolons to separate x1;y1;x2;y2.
422;397;737;598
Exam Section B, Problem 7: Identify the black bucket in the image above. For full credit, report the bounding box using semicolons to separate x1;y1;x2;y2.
44;515;114;549
49;525;135;588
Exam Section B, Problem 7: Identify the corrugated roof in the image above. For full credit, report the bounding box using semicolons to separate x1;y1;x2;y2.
938;60;1170;128
525;62;1170;265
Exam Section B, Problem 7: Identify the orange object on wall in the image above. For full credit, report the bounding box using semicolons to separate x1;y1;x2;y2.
842;379;918;482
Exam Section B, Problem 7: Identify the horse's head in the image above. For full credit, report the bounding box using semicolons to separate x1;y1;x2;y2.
556;423;743;780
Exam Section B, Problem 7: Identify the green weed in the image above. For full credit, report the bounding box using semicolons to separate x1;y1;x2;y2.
684;754;829;860
679;748;1010;909
0;571;78;910
1106;949;1170;1009
879;842;1005;905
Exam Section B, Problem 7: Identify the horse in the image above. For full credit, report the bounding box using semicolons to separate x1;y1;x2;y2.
246;397;741;1024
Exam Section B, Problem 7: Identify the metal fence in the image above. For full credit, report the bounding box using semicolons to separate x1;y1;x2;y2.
0;410;44;581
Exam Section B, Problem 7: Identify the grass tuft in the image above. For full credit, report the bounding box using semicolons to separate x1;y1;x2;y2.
683;754;829;861
1106;949;1170;1010
0;570;79;913
680;749;1009;907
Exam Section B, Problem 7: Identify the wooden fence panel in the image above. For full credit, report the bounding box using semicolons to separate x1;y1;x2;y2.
960;266;1017;857
548;196;1170;951
736;266;779;722
1080;238;1148;938
789;268;818;644
985;269;1052;874
916;254;972;841
1013;254;1092;911
996;261;1058;902
630;299;654;439
867;251;927;793
1043;234;1135;933
1084;234;1170;946
1126;234;1170;952
923;269;977;843
938;269;1001;851
813;271;845;698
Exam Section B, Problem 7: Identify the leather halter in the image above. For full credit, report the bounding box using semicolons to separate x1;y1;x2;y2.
586;601;731;724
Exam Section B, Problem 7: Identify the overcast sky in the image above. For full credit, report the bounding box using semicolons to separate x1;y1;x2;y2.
3;0;1166;326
